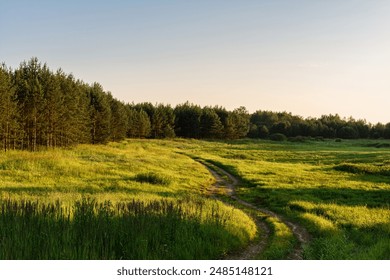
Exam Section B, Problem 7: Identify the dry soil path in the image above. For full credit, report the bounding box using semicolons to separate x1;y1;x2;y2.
201;161;311;260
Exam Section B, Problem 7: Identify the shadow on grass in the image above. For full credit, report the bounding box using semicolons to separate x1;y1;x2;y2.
201;160;390;209
254;187;390;209
0;185;193;199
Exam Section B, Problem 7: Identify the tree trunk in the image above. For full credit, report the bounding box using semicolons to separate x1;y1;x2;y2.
4;121;9;152
33;115;37;152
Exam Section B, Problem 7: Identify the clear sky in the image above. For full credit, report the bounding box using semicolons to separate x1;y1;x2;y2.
1;0;389;124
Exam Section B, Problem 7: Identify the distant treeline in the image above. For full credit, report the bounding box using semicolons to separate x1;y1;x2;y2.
1;58;390;151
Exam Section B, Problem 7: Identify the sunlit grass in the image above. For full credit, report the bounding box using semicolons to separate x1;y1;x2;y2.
168;138;390;259
1;138;389;259
259;216;295;260
0;140;212;202
0;198;255;259
0;139;257;259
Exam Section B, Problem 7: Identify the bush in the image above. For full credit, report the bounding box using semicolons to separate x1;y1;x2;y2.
269;133;287;141
338;126;358;139
134;172;171;185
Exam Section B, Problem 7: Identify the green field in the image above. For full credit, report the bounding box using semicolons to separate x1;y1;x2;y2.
0;140;256;259
173;138;390;259
0;139;389;259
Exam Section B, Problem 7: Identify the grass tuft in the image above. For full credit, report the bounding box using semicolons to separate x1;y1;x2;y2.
134;172;172;185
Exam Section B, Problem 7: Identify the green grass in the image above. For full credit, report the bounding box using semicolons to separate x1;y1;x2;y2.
165;138;390;259
0;139;257;260
0;198;253;259
134;172;172;185
0;140;212;202
1;138;389;259
334;162;390;177
259;215;295;260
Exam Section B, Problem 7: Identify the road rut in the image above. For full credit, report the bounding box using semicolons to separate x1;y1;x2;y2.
201;161;310;260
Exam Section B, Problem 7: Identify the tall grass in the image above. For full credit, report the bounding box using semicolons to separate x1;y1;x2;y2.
0;198;255;259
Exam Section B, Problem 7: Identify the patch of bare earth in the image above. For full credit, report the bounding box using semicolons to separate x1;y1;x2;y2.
201;161;311;260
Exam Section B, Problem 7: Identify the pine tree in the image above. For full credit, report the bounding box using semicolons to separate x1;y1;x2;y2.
57;72;91;146
200;107;224;138
88;83;112;144
225;107;250;139
174;102;202;138
136;109;151;138
126;105;151;138
0;64;19;151
109;95;128;141
151;104;175;138
14;58;45;151
40;65;63;148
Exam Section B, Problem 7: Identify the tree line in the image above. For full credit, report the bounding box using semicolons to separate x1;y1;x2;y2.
1;58;389;151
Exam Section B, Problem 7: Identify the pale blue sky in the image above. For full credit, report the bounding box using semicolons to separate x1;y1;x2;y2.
1;0;389;123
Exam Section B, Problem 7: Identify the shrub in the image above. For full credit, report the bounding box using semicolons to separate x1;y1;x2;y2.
269;133;287;141
338;126;358;139
134;172;171;185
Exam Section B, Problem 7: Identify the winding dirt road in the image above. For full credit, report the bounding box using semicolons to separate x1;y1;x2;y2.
201;161;311;260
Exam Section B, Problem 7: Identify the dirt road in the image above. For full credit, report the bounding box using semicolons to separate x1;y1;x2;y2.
201;161;310;260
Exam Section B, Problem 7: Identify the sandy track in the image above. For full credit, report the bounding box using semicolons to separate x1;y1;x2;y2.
201;161;311;260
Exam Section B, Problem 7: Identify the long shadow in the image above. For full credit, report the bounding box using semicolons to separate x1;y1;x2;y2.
0;185;194;199
254;187;390;209
0;186;52;193
339;173;390;185
206;161;390;209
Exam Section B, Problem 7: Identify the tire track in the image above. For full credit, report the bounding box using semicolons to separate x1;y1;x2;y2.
201;161;311;260
205;164;271;260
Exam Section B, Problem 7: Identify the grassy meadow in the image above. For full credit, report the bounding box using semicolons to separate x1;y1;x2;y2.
0;140;256;259
0;138;389;259
170;138;390;259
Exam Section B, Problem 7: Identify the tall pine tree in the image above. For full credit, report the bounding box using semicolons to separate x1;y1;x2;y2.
88;83;111;144
0;64;19;151
14;58;45;151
